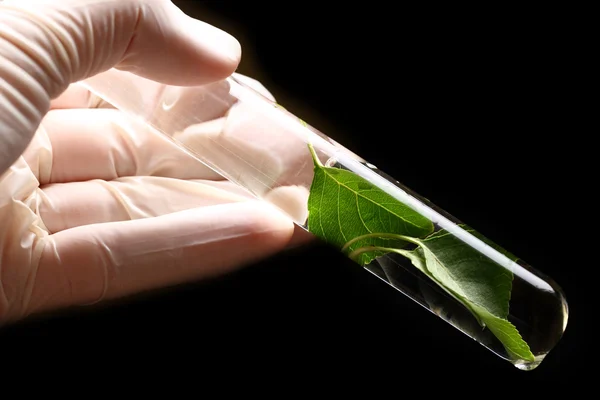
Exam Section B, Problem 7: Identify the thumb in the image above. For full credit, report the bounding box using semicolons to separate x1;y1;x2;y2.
0;0;241;174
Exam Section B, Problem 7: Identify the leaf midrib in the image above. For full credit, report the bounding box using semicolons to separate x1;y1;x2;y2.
422;235;512;312
418;240;510;319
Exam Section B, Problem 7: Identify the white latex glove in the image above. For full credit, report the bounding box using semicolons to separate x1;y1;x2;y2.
0;0;306;324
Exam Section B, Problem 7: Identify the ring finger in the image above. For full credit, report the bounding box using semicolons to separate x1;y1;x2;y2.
39;177;254;234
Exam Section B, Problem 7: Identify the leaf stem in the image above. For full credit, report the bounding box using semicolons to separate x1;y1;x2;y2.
307;142;323;168
341;232;422;253
348;245;416;264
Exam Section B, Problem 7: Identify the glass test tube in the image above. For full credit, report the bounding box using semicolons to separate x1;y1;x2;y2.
80;69;569;371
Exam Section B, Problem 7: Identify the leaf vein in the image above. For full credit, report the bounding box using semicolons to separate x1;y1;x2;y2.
337;182;347;242
323;169;424;231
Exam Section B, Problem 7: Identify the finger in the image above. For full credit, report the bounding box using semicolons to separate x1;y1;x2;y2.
27;71;279;184
79;70;276;151
0;0;241;174
39;177;254;233
173;107;315;200
150;71;279;134
231;73;276;102
49;72;273;111
49;83;113;110
27;201;295;315
22;108;224;184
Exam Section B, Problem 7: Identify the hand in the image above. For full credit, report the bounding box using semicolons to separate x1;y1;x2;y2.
0;0;306;324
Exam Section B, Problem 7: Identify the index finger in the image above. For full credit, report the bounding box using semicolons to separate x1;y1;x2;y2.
1;0;241;174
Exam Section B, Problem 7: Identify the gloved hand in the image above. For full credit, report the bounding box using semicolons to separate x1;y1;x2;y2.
0;0;307;324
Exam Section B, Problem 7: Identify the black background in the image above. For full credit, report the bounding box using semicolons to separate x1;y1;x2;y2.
0;0;591;392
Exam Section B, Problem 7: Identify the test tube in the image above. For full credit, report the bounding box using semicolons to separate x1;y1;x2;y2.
80;69;568;371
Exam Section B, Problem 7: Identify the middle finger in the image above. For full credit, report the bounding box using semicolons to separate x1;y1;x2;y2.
23;108;224;185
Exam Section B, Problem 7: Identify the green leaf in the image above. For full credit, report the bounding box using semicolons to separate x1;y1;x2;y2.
408;228;535;362
306;144;434;265
415;228;512;319
471;304;535;361
304;143;533;362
